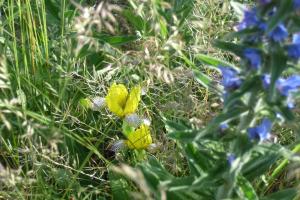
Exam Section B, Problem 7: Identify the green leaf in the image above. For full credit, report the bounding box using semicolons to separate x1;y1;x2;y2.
204;107;248;135
122;121;135;137
195;54;239;71
276;105;295;121
261;188;298;200
109;170;131;200
123;10;146;33
242;147;281;181
223;28;260;41
184;143;210;175
193;70;222;94
165;120;198;141
79;98;92;109
159;17;168;39
269;49;288;102
213;40;247;57
236;176;259;200
93;34;138;46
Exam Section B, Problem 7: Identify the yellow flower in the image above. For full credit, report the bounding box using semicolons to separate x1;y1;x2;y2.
105;83;141;117
125;125;152;150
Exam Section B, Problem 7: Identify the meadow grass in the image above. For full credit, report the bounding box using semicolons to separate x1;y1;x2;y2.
0;0;297;199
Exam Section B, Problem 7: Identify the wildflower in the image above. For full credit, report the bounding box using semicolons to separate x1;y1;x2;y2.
262;74;271;89
262;74;300;96
287;33;300;59
268;24;288;42
220;123;229;131
287;95;295;109
248;118;272;142
293;33;300;44
111;124;153;151
106;83;141;117
276;75;300;96
227;154;236;165
294;0;300;9
238;8;261;31
244;48;261;69
126;125;152;149
219;66;242;90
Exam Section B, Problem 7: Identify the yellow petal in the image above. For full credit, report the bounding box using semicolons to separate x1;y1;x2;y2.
105;83;128;117
124;85;141;116
126;125;152;149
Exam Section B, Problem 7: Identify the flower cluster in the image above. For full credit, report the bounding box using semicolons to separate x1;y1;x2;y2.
81;83;154;151
218;0;300;144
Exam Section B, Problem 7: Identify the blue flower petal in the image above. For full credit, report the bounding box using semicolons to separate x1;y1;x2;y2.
248;127;259;140
268;24;288;42
220;123;229;131
257;119;272;141
262;74;271;89
276;75;300;96
244;48;261;69
287;44;300;59
293;33;300;44
287;33;300;59
248;118;272;142
294;0;300;9
227;154;236;165
238;8;261;30
219;66;242;90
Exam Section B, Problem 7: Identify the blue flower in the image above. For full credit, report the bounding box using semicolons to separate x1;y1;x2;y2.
294;0;300;9
227;154;236;165
287;95;295;109
262;74;300;96
220;123;229;131
276;75;300;96
244;48;261;69
268;24;288;42
293;33;300;43
262;74;271;89
219;66;242;90
238;8;263;31
287;45;300;59
248;118;272;142
287;33;300;59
